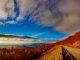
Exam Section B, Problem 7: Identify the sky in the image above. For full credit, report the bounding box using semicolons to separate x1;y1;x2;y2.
0;0;80;40
0;17;66;40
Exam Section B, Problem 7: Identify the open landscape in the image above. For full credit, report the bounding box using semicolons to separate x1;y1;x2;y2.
0;32;80;60
0;0;80;60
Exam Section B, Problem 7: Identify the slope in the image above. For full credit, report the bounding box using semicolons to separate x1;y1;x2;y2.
39;45;80;60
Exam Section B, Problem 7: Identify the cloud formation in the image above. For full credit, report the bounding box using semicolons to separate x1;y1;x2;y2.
0;0;80;34
29;0;80;34
0;0;15;19
0;0;38;23
31;32;45;37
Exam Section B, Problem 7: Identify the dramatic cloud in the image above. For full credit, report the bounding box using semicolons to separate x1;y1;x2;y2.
0;0;15;19
0;0;80;34
16;0;36;20
0;0;38;23
29;0;80;34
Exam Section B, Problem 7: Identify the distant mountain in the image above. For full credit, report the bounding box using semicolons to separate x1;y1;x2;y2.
2;31;80;49
0;34;36;39
0;34;55;48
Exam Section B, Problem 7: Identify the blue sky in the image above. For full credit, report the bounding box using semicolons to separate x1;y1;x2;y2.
0;17;67;40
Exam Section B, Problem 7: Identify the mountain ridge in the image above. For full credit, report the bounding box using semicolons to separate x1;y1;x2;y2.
0;34;36;39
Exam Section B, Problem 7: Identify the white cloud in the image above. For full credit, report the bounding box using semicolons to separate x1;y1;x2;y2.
0;0;8;19
31;32;45;37
6;21;17;24
0;22;4;25
0;37;55;45
0;0;15;19
16;0;37;20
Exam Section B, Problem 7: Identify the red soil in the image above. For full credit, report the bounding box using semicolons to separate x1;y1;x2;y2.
0;32;80;60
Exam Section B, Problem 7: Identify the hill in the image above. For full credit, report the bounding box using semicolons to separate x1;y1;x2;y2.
37;32;80;60
36;32;80;51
